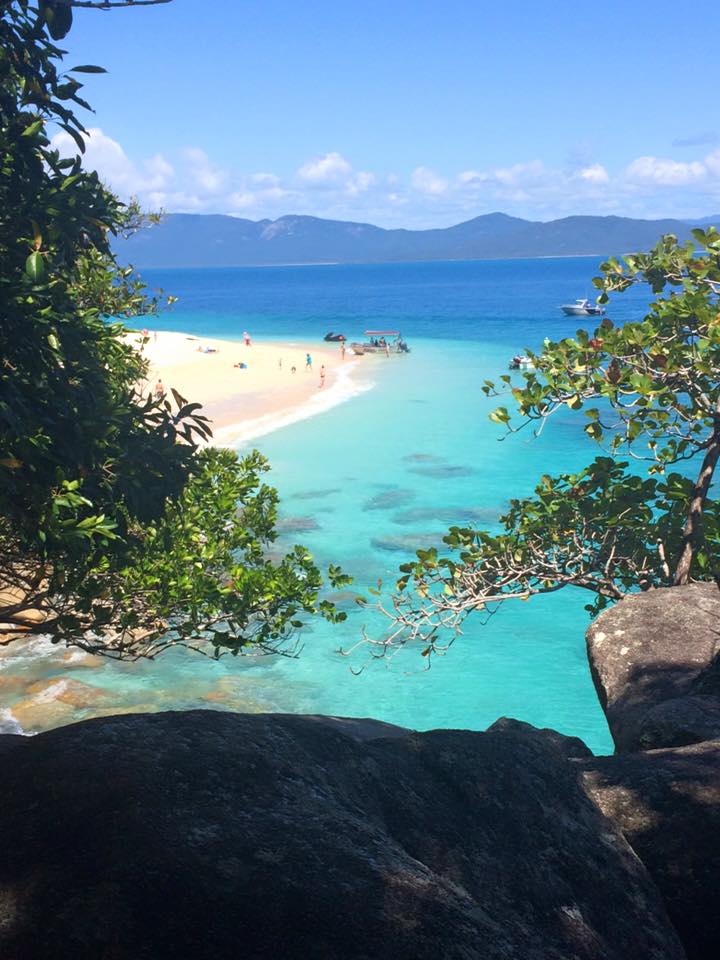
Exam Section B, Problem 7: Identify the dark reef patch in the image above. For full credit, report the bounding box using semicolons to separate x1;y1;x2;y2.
371;533;445;553
407;464;475;479
289;488;341;501
362;489;417;511
276;516;320;534
401;453;445;464
391;506;499;526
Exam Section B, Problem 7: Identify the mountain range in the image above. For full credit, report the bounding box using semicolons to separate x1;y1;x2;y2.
116;212;720;268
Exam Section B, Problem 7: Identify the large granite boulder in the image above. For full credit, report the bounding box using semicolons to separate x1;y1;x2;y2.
580;738;720;960
586;583;720;751
0;711;684;960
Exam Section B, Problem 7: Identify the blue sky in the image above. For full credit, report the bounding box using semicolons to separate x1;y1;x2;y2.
55;0;720;227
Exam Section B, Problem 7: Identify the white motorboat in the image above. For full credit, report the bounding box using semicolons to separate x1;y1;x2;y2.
509;354;535;371
560;298;605;317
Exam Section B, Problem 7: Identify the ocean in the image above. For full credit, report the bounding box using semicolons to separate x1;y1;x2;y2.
1;257;652;752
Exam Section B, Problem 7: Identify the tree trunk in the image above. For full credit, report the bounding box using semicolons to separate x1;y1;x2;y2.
673;419;720;585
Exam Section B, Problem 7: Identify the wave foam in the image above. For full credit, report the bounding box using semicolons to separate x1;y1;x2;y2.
213;360;374;448
0;633;57;672
0;708;26;735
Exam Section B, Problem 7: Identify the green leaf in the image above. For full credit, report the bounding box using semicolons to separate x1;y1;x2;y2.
43;2;73;40
25;252;45;283
21;119;43;138
69;65;108;74
489;406;510;425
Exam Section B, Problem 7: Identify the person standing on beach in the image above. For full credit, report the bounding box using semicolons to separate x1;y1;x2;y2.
243;331;252;346
319;365;326;388
154;378;164;400
278;357;283;370
305;352;312;371
340;341;346;360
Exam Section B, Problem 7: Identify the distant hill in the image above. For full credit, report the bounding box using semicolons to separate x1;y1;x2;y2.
116;211;718;268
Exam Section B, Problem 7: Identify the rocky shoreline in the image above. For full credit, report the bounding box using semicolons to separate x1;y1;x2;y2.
1;583;718;958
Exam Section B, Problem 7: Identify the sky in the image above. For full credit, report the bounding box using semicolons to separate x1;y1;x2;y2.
52;0;720;228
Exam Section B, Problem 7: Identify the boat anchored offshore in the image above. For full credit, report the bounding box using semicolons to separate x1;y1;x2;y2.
509;354;535;371
349;330;410;355
560;298;605;317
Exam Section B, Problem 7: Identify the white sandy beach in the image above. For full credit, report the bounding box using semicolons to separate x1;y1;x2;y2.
127;331;372;446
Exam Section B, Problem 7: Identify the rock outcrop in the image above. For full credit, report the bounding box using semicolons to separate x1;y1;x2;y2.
583;584;720;958
580;738;720;960
0;711;684;960
586;583;720;752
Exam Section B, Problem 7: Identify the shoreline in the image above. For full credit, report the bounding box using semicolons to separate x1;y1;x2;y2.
137;252;607;271
128;330;373;447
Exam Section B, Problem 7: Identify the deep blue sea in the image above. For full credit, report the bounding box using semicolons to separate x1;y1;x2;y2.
1;257;652;751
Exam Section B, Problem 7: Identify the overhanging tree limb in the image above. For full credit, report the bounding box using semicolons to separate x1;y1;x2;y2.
60;1;174;8
372;231;720;661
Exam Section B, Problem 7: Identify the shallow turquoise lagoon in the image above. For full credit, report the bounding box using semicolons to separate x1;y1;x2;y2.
248;337;612;751
2;257;653;751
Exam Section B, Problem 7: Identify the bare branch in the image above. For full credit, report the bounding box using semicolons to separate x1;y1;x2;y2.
60;1;173;8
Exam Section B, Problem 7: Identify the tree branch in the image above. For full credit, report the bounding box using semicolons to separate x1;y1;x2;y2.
61;1;173;8
673;404;720;584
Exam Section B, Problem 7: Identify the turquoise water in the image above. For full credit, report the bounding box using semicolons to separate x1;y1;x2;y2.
1;257;652;752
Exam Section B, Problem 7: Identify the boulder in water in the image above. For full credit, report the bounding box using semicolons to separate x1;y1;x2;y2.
586;583;720;751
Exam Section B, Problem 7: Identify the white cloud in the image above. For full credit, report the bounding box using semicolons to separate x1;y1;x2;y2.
251;172;282;185
49;128;720;230
182;147;227;193
625;155;706;186
51;127;175;195
704;150;720;177
228;183;293;213
410;166;448;195
346;170;376;196
296;151;352;184
228;190;255;210
492;160;544;185
458;169;488;186
578;163;609;184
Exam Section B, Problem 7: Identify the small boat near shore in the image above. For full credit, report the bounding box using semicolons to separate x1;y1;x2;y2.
323;332;346;342
350;330;410;355
509;354;535;371
560;298;605;317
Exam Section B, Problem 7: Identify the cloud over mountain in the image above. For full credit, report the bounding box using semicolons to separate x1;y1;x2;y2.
51;128;720;228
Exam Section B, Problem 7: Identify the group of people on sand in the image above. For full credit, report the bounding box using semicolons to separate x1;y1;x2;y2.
276;352;326;387
150;332;331;402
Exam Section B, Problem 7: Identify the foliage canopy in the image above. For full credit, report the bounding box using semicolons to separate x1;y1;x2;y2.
0;0;349;659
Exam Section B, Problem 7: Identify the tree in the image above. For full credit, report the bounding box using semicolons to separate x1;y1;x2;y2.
364;231;720;661
0;0;349;659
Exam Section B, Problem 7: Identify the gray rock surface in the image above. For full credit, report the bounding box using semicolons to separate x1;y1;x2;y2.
0;711;685;960
580;738;720;960
487;716;593;758
586;583;720;751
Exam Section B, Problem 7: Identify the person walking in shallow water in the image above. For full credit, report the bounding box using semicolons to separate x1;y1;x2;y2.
305;352;312;371
319;365;326;388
